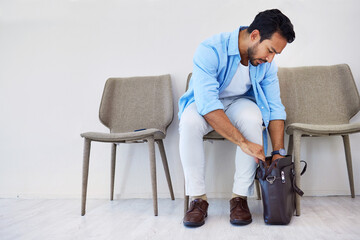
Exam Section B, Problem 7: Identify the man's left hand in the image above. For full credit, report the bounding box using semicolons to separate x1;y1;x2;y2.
271;154;283;162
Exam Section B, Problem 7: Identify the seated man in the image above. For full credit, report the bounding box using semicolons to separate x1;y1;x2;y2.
178;9;295;227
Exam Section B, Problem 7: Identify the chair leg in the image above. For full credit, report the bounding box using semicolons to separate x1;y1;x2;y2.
342;135;355;198
110;143;117;201
255;179;261;200
81;138;91;216
147;138;158;216
156;140;175;200
184;182;189;215
293;131;302;216
287;134;294;156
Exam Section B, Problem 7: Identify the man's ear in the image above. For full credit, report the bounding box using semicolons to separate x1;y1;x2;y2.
250;29;261;42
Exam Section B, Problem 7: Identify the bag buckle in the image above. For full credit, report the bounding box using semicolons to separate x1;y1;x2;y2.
281;171;285;183
266;176;276;184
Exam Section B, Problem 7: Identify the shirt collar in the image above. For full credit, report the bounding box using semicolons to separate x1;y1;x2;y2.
228;26;248;57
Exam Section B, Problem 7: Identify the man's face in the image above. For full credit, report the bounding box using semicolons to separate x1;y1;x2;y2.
247;31;288;66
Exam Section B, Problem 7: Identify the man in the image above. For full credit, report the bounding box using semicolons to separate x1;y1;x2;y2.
178;9;295;227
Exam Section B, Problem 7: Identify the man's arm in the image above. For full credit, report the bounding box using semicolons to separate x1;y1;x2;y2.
204;109;265;162
268;119;285;160
260;62;286;160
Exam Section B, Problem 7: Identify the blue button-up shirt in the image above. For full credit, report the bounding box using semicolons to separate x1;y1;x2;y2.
178;26;286;154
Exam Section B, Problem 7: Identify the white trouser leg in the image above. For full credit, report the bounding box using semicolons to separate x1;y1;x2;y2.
179;102;213;196
225;98;263;197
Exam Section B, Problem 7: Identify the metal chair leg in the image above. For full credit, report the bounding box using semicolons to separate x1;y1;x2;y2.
148;137;158;216
342;135;355;198
110;143;117;201
156;140;175;200
81;138;91;216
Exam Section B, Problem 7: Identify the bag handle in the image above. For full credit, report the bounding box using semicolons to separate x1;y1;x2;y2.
300;160;307;176
292;161;307;196
260;159;307;180
292;174;304;196
260;158;280;180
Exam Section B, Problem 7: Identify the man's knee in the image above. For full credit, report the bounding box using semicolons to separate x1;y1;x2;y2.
179;112;210;136
233;107;263;129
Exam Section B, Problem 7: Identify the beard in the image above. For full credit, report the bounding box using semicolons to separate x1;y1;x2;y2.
247;42;267;66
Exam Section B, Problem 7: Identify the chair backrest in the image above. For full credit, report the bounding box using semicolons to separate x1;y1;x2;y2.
185;72;225;140
278;64;360;128
99;74;173;134
186;73;192;91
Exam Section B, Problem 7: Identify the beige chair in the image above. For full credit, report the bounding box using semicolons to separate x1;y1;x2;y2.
278;64;360;216
183;73;261;214
80;75;175;216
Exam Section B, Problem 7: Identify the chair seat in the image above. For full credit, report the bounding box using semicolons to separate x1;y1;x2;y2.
203;130;225;140
286;122;360;136
203;126;266;140
80;128;166;142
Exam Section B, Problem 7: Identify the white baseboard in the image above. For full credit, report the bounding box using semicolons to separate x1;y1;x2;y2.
0;190;356;200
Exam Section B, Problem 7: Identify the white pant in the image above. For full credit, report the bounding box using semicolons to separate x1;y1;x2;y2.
179;97;263;197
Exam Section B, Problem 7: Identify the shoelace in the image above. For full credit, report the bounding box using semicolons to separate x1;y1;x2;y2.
188;200;207;215
230;198;249;212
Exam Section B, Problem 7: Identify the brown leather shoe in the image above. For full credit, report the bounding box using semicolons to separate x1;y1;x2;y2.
183;199;209;227
230;197;252;225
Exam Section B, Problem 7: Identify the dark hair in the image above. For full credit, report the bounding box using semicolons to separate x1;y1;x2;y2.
247;9;295;43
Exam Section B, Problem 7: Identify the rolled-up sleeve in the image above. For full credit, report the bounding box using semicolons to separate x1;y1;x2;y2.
260;62;287;121
192;43;224;116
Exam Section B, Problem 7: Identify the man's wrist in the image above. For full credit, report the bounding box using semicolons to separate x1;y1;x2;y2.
271;148;286;156
237;134;247;146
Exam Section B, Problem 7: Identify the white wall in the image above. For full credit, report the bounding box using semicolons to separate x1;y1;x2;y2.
0;0;359;199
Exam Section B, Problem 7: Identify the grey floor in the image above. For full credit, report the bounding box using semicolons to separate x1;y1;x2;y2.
0;196;359;240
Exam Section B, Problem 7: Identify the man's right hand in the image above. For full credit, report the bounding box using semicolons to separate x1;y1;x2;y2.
239;140;265;163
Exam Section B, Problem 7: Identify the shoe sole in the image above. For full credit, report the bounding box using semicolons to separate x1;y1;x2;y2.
230;219;252;225
183;220;205;227
183;212;207;227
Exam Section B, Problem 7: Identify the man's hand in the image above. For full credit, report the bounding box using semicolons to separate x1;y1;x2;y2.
239;140;265;163
271;154;283;162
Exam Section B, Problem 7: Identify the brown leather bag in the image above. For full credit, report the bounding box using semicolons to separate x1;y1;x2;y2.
256;155;307;225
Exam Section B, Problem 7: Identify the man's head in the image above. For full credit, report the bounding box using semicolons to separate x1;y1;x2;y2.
246;9;295;66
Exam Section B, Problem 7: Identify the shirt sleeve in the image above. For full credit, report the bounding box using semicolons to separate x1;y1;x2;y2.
260;61;287;121
192;43;224;116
